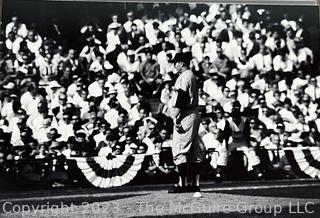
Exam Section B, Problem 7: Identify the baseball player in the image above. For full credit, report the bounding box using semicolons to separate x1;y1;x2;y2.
168;53;203;197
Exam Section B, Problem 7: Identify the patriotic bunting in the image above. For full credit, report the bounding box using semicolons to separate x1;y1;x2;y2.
70;154;145;188
69;147;320;188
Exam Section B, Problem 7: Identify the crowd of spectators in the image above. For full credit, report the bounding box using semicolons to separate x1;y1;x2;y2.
0;3;319;178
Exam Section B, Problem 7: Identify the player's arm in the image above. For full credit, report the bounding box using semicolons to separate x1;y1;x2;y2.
173;88;190;124
244;119;251;145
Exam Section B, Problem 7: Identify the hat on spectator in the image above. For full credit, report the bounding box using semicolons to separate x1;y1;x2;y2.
107;87;117;96
127;50;135;56
294;37;302;43
231;68;240;76
50;128;62;138
288;134;303;143
182;47;191;53
189;14;200;24
115;144;122;150
72;74;79;80
145;116;158;124
3;82;16;90
104;60;114;70
276;122;285;129
208;68;218;75
49;80;61;89
129;143;138;149
75;129;87;138
9;93;18;99
107;73;120;84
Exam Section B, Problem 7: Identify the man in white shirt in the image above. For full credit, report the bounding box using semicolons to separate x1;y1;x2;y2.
25;30;42;55
51;93;69;121
57;113;75;142
273;52;294;73
88;77;105;98
305;77;320;101
106;23;121;53
203;69;222;100
93;120;111;148
5;16;28;38
248;46;272;73
123;11;144;33
118;50;140;80
292;69;308;90
38;53;59;86
36;115;55;144
226;68;241;92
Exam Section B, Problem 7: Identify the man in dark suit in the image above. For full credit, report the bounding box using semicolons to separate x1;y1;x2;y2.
127;23;143;50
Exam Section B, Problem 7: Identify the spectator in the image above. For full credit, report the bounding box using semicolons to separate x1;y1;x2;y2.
5;16;28;38
98;134;117;156
136;49;161;97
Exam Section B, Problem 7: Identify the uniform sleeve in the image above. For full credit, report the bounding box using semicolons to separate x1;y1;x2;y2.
175;73;190;92
173;74;191;109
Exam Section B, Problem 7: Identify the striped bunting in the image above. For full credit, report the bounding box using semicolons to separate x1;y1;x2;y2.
284;147;320;178
70;154;145;188
68;147;320;188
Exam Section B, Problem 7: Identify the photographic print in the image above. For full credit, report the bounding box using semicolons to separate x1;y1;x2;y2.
0;0;320;217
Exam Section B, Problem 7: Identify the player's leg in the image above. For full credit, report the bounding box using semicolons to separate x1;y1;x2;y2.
186;112;203;194
168;161;188;193
170;111;199;193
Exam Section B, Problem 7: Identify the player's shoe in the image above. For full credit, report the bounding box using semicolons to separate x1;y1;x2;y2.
215;173;222;183
193;191;203;198
168;185;186;193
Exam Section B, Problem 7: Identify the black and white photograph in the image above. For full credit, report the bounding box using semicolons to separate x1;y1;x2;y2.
0;0;320;217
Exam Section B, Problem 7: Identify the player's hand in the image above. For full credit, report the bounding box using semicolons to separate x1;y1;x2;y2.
175;123;185;134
